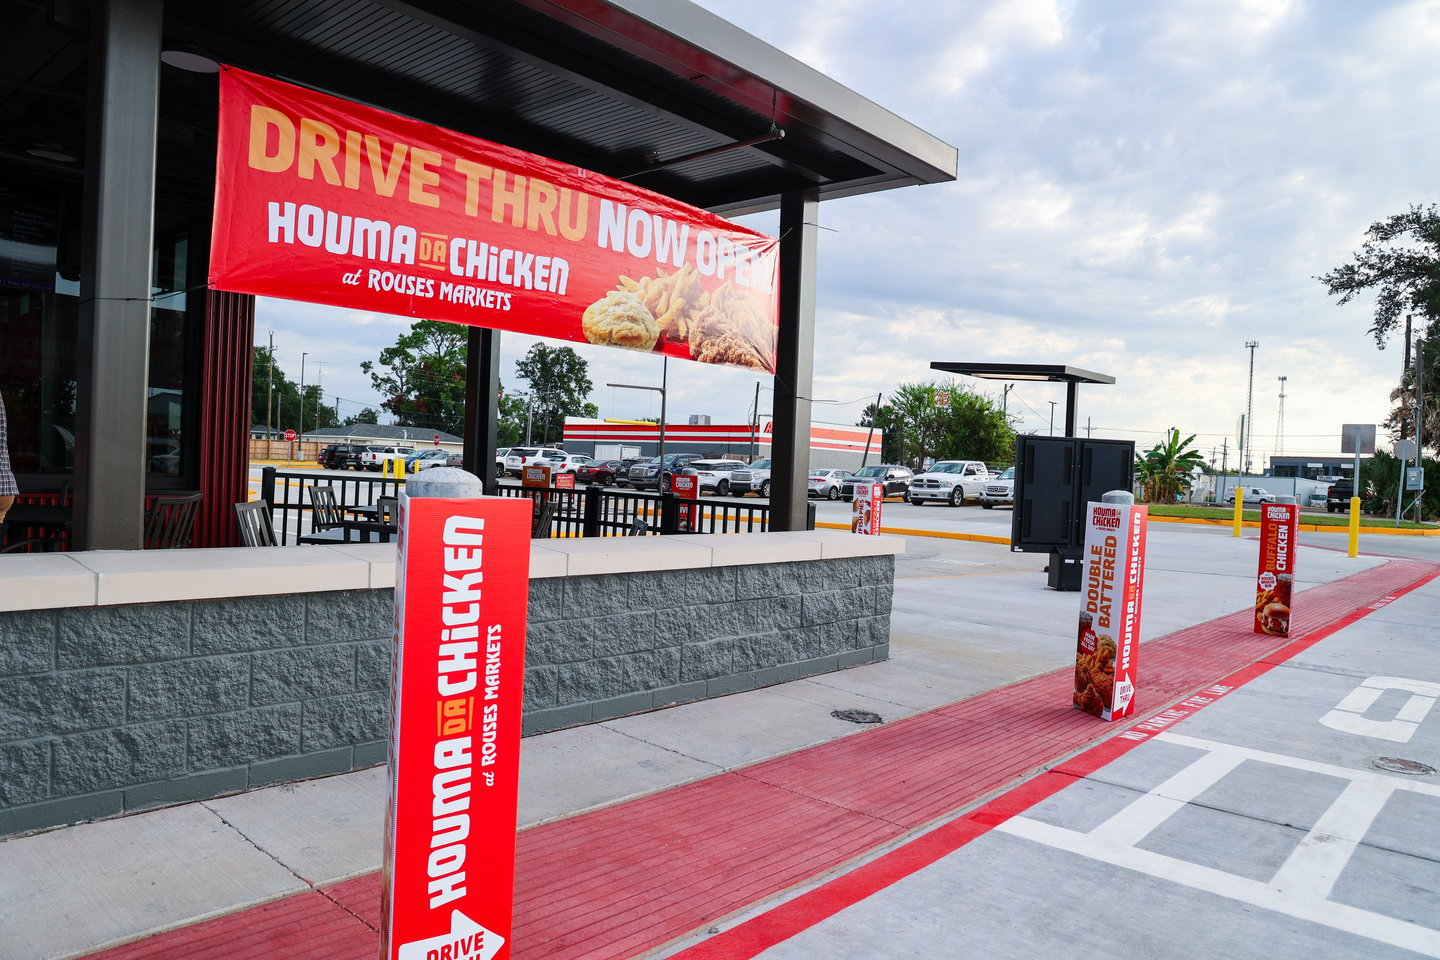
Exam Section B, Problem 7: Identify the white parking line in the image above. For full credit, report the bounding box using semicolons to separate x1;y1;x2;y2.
997;732;1440;956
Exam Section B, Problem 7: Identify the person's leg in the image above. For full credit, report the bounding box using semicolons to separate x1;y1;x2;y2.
0;494;13;523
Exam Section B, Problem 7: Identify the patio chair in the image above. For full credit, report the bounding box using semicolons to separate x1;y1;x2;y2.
375;496;398;525
531;500;556;539
297;485;349;545
143;493;202;549
234;500;278;547
624;515;649;536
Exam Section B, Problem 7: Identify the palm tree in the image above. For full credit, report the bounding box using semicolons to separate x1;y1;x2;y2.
1136;428;1206;503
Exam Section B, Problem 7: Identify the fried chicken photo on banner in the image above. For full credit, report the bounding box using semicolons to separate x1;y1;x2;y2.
582;264;776;373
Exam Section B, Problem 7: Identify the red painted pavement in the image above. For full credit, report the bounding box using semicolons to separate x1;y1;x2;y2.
80;557;1437;960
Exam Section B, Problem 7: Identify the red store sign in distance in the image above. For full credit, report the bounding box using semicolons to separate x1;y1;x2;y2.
210;67;781;373
383;494;530;960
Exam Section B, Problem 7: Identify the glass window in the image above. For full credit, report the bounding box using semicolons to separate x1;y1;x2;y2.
0;181;80;485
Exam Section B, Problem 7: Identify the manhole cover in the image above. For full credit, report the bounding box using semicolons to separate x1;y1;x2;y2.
1369;757;1436;775
832;708;883;725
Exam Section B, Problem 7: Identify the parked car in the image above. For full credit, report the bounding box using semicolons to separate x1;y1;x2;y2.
807;468;851;500
404;449;451;472
728;457;774;497
628;452;702;491
612;457;646;487
980;467;1015;509
1306;490;1329;508
533;451;592;475
840;464;914;501
359;445;415;471
1225;485;1275;505
318;443;365;470
678;459;748;495
907;459;991;507
504;446;564;476
493;447;510;478
576;459;627;485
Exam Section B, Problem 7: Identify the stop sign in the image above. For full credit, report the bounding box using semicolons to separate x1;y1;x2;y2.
284;429;297;441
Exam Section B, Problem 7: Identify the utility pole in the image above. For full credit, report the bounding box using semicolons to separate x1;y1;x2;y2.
298;352;308;439
750;381;761;462
860;391;881;468
1048;401;1057;436
266;331;275;439
1243;340;1259;475
1086;416;1092;438
314;361;326;433
1002;383;1013;420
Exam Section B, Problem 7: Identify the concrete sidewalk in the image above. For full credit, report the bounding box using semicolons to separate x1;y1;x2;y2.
1;526;1435;959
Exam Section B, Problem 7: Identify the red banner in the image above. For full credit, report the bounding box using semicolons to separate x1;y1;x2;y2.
1073;501;1148;721
1255;503;1299;636
382;494;531;960
210;67;781;372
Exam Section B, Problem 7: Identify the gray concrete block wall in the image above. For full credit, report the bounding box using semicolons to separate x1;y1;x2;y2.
0;555;893;837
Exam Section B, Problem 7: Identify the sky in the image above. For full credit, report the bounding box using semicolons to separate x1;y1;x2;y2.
255;0;1439;467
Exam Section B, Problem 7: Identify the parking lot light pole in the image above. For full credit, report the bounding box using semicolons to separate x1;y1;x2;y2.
608;356;668;470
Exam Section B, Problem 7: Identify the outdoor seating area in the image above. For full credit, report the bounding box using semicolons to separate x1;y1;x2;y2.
1;491;206;554
252;467;779;546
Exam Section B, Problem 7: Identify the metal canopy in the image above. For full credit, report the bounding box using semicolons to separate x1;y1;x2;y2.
929;362;1116;385
930;362;1116;439
1;0;957;215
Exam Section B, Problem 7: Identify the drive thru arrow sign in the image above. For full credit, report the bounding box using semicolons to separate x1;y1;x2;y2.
398;910;504;960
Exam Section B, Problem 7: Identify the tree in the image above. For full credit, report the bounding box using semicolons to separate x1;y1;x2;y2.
343;407;380;426
251;346;336;435
857;380;1015;469
1135;428;1205;503
512;344;598;445
361;320;468;435
1318;204;1440;453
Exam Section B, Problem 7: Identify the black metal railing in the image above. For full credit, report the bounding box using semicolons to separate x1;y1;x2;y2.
258;468;780;541
260;467;405;543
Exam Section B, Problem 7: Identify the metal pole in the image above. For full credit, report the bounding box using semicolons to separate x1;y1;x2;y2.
1414;338;1425;521
299;352;307;439
658;356;668;468
860;391;881;468
266;331;274;439
751;381;761;461
1048;401;1056;436
1243;340;1259;475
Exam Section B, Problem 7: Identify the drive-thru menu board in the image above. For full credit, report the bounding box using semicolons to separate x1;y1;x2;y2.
1254;503;1299;636
382;493;530;960
1073;501;1148;721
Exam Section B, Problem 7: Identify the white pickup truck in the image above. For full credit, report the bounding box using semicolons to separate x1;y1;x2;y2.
907;460;991;506
359;445;416;471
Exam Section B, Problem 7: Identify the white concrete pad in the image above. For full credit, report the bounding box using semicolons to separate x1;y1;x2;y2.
0;803;305;960
518;722;721;827
203;766;389;884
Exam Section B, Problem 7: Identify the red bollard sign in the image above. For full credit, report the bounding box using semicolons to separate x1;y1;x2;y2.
1255;502;1299;636
1073;500;1148;721
851;482;883;535
670;474;699;531
382;493;531;960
